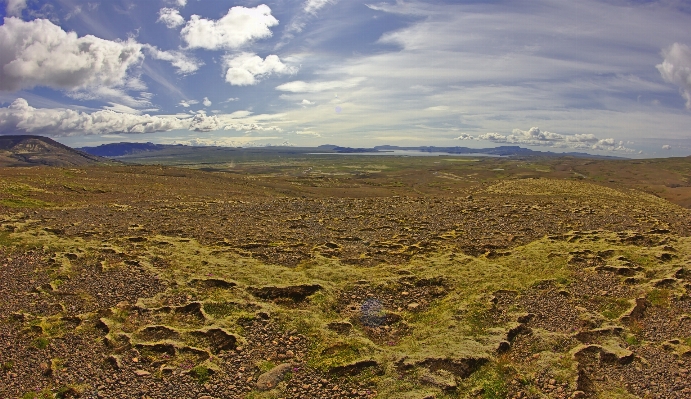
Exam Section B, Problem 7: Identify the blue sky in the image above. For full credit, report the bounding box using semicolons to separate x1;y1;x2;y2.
1;0;691;157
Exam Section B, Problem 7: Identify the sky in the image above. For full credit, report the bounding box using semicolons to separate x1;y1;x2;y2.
1;0;691;157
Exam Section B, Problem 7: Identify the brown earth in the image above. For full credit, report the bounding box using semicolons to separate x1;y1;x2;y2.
1;156;691;399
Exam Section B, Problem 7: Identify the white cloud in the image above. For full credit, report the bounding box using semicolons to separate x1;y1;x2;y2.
460;127;633;152
276;77;365;93
295;129;321;137
657;43;691;109
226;110;253;118
203;97;212;107
5;0;26;17
143;44;204;75
66;86;152;109
279;0;337;45
662;144;672;150
144;45;203;74
172;0;187;7
103;103;150;115
179;100;199;108
224;123;283;132
425;105;449;111
0;98;187;136
171;136;282;147
304;0;335;14
65;5;82;21
157;8;185;29
181;5;278;50
301;99;314;105
222;97;239;102
0;17;143;92
188;112;223;131
224;53;295;86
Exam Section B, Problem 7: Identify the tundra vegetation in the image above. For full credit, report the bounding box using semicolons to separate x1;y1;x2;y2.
1;151;691;399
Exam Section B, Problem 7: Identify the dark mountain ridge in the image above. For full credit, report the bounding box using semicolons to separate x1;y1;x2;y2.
0;135;111;167
79;142;623;159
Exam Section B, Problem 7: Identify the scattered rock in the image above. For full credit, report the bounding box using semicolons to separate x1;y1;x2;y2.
256;363;293;391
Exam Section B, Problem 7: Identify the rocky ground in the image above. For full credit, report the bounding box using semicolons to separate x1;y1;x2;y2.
1;164;691;399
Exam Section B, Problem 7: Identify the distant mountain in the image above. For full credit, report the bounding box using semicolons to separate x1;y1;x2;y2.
368;145;620;158
0;135;111;167
78;142;172;157
78;141;622;161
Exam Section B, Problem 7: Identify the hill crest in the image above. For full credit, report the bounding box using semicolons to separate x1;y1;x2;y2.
0;135;111;167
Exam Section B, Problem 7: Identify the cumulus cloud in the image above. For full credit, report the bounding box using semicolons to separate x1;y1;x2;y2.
0;98;187;136
188;112;223;131
224;123;283;132
657;43;691;109
662;144;672;150
203;97;212;107
143;45;202;74
181;5;278;50
171;136;282;147
301;99;314;105
5;0;26;17
179;100;199;108
0;17;143;93
0;98;288;136
157;8;185;29
458;127;633;152
276;77;365;93
223;53;295;86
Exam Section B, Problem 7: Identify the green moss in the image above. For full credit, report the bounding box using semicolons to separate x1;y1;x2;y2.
459;360;515;399
624;334;641;347
595;297;632;320
257;360;276;373
1;360;13;371
20;389;54;399
648;288;670;307
190;365;212;384
203;302;250;319
0;231;17;247
55;384;84;398
597;387;641;399
32;337;50;350
0;198;53;208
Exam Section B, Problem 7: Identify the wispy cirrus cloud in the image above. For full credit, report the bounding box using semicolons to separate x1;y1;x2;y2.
276;77;365;93
657;43;691;109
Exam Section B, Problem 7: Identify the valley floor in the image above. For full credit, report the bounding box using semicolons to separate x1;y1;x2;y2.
1;163;691;399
